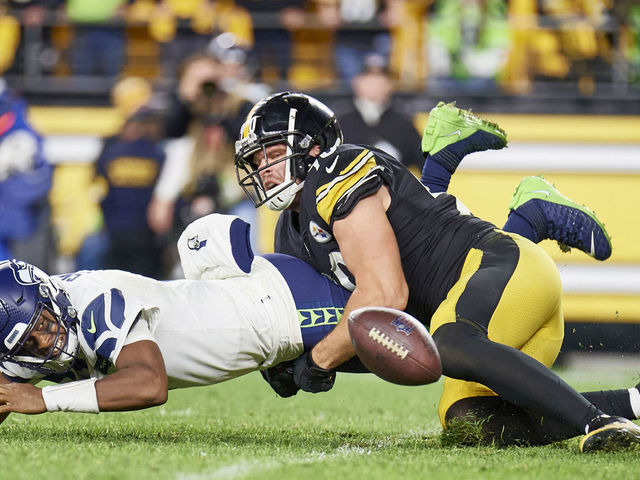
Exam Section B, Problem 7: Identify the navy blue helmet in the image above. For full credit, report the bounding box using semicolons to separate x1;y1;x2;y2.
0;260;79;374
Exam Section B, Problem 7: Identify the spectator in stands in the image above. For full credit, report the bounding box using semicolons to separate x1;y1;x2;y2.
0;2;20;74
0;79;53;269
149;0;253;80
502;0;616;95
66;0;128;78
379;0;431;90
613;1;640;85
4;0;66;76
535;0;613;95
235;0;307;85
162;52;219;139
427;0;509;92
149;53;254;247
314;0;387;83
335;53;422;171
93;88;166;278
147;53;222;240
207;32;270;103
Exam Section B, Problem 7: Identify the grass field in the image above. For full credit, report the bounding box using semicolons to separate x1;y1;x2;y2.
1;361;640;480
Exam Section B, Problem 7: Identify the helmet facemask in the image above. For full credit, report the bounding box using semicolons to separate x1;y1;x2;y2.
9;303;79;375
235;130;313;211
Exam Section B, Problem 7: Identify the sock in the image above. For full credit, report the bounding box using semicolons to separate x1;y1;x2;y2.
629;387;640;418
431;141;470;172
582;389;637;421
502;210;542;243
420;154;451;192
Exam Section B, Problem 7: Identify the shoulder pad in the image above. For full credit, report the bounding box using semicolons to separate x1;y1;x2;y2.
311;144;385;224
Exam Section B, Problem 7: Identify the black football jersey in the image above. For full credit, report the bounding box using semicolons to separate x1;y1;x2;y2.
275;143;497;324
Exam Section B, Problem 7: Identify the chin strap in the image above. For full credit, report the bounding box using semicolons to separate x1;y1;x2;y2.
265;181;305;211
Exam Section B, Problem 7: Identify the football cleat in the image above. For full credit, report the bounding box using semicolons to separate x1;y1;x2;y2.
421;101;507;172
508;175;612;261
580;415;640;453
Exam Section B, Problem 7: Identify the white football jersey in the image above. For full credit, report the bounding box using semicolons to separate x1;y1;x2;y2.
55;258;303;388
0;214;304;388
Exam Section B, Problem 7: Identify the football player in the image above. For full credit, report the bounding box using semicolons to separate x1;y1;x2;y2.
0;214;350;420
234;92;638;452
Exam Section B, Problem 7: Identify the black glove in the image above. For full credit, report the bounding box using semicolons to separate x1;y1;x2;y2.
293;351;336;393
260;361;299;398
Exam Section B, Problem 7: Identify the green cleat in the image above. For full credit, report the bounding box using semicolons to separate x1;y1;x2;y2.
508;175;612;261
421;101;508;164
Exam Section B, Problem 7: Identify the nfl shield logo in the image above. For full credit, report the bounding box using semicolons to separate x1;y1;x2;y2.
309;221;332;243
391;317;415;335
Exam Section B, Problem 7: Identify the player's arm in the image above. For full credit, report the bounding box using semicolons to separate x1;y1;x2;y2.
311;186;409;370
0;340;168;415
94;340;168;411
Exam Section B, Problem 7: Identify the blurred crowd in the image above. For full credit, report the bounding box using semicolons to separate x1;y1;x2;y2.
0;0;638;95
0;0;638;279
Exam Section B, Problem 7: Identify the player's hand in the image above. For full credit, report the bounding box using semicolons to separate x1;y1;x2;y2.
293;351;336;393
0;382;46;414
260;361;299;398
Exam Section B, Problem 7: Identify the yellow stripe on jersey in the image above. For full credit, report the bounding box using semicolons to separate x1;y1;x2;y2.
315;149;380;224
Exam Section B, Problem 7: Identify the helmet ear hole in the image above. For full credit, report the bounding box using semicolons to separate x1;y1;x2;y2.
294;157;308;180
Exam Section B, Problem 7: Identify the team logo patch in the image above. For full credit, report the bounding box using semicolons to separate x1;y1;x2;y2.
309;221;332;243
9;261;41;285
187;235;208;251
391;316;415;336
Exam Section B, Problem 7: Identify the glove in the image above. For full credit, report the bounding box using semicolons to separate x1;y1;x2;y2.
293;351;336;393
260;361;299;398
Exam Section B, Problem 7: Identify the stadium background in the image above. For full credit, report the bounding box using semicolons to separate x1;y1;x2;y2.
1;0;639;354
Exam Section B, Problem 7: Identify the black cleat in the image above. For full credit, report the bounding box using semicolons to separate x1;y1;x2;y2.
580;415;640;453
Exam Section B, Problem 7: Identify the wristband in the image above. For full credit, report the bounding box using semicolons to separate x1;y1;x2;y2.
42;379;99;413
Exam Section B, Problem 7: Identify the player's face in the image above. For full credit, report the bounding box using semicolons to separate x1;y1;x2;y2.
17;309;67;360
252;143;289;190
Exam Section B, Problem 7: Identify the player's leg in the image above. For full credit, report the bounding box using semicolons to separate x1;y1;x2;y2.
419;103;611;260
420;102;507;193
504;175;612;260
431;232;640;451
441;362;640;445
441;384;582;446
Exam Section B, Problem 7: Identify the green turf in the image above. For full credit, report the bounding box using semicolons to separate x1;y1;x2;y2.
1;364;640;479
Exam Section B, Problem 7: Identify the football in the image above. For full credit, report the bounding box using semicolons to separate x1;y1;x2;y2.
348;307;441;386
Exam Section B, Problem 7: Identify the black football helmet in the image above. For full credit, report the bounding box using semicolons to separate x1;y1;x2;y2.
234;92;343;210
